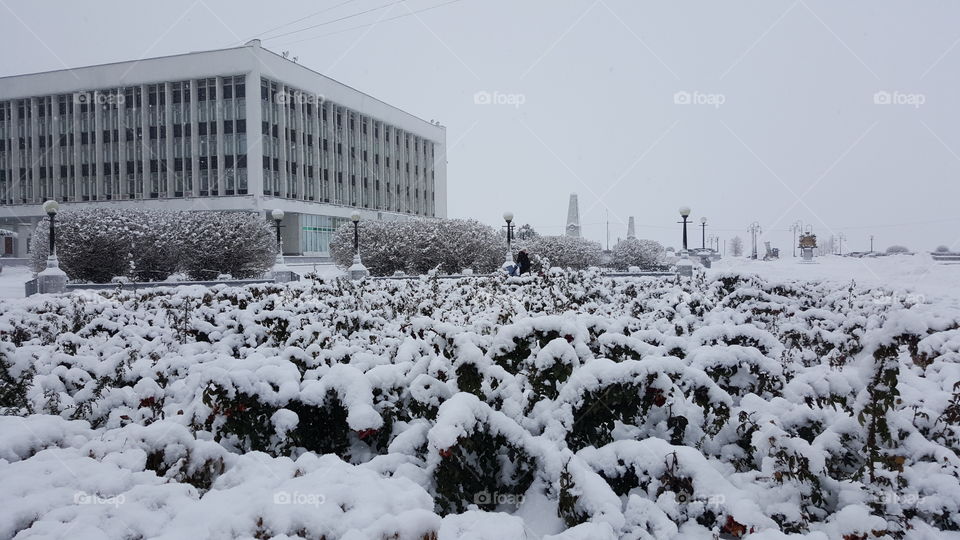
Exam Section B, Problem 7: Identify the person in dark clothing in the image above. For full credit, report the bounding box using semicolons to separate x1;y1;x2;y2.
516;250;531;276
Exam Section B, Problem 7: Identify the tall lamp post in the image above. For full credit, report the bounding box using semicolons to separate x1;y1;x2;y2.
348;211;369;279
271;209;285;266
748;221;762;260
790;220;803;258
700;217;707;250
678;207;691;252
37;200;67;294
502;211;515;269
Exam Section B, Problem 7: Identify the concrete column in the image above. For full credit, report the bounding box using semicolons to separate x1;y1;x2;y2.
277;84;287;199
295;95;305;200
93;91;104;200
51;99;61;202
30;98;40;203
117;88;127;199
71;98;81;201
140;84;150;199
15;220;36;258
165;82;175;198
244;70;263;200
189;80;199;197
311;103;321;202
215;77;225;196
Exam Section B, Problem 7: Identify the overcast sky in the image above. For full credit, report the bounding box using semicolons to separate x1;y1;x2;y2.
2;0;959;253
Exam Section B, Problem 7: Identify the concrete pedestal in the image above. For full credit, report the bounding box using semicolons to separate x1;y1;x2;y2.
676;252;694;277
38;256;67;294
348;254;369;280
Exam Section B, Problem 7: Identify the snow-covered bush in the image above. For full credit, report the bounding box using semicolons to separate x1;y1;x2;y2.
1;270;959;538
521;235;602;270
611;237;666;271
329;218;504;275
30;209;275;282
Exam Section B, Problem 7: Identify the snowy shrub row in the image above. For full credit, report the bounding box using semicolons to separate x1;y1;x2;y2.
29;208;276;282
516;235;604;271
610;237;667;271
1;270;959;538
329;217;505;276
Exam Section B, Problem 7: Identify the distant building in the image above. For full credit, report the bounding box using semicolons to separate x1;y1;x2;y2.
565;193;580;237
0;39;447;258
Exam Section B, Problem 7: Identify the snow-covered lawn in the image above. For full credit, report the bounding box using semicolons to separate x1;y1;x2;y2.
1;266;959;539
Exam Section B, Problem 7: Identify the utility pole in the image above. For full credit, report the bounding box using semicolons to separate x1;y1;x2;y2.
837;232;846;256
870;235;874;253
748;222;762;259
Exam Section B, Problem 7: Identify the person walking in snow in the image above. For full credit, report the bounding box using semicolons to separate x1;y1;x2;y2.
516;250;531;276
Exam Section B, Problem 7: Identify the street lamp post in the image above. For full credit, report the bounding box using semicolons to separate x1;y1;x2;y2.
791;220;803;258
502;211;515;269
676;207;693;277
700;217;707;250
678;207;691;252
269;209;297;283
271;209;285;265
748;221;762;260
348;211;369;279
37;200;67;294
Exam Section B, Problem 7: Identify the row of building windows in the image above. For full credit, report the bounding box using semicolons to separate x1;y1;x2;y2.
0;74;440;217
0;76;249;204
258;77;438;217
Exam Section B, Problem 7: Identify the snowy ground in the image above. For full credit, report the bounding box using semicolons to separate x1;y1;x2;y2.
709;254;960;305
0;262;345;299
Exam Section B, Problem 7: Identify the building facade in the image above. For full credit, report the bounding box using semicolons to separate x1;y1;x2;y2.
0;40;447;258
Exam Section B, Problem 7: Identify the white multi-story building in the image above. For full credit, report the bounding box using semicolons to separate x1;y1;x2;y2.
0;40;447;258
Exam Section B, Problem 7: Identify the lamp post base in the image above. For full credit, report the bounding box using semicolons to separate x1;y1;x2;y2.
676;251;694;277
348;253;369;280
38;255;67;294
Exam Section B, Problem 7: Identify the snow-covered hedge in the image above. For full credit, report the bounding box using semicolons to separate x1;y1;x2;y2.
30;209;276;282
329;218;505;275
611;237;666;271
1;270;959;538
519;235;603;270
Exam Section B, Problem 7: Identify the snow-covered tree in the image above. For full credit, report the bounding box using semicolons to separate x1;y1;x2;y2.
730;236;744;257
515;223;539;241
30;209;275;282
329;218;505;276
886;245;910;255
610;237;665;270
520;235;602;270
